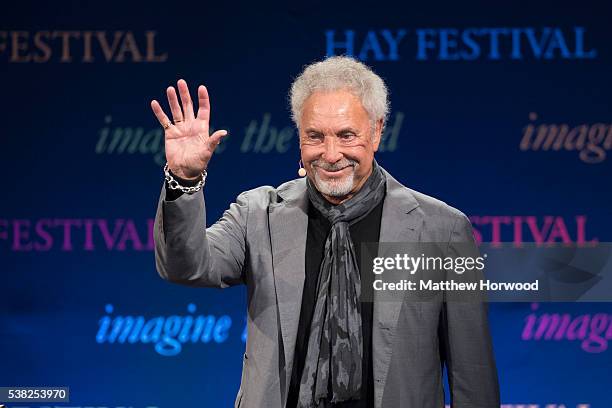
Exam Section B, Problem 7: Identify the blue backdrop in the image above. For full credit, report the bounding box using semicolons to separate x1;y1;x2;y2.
1;1;611;407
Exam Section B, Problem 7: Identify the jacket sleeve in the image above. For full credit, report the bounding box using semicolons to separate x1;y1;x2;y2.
153;183;249;288
440;212;500;408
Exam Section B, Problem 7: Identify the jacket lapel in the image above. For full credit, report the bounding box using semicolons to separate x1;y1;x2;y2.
268;178;309;404
373;170;422;408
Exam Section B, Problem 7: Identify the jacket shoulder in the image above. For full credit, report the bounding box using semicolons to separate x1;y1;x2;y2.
385;170;467;221
236;177;306;210
394;183;473;244
407;187;467;220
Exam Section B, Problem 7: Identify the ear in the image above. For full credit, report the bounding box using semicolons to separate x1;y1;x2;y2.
372;118;383;152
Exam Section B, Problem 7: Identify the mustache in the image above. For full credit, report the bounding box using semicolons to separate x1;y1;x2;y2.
311;159;357;171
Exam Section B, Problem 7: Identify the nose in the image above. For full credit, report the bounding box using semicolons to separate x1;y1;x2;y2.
321;136;343;163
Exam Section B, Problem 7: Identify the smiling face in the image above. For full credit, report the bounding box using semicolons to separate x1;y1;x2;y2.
299;89;382;204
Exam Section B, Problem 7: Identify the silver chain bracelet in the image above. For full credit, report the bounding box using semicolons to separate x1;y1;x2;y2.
163;163;207;194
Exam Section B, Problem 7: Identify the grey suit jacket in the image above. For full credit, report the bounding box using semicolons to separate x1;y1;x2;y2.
154;169;500;408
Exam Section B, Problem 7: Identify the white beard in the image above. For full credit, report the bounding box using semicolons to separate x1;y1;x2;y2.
312;164;356;197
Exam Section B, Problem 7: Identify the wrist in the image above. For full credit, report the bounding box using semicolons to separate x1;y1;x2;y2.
168;168;202;186
169;167;203;181
164;163;207;194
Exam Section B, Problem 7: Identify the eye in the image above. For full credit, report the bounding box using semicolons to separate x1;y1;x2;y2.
306;132;324;141
339;132;356;140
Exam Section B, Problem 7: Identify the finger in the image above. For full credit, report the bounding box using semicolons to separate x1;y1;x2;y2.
197;85;211;121
177;79;195;120
166;86;183;122
150;100;172;128
208;129;228;149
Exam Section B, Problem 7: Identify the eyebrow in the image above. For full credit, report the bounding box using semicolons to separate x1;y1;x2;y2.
304;127;359;135
336;128;358;135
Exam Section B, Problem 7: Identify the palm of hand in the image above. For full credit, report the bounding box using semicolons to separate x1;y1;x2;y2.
151;79;227;179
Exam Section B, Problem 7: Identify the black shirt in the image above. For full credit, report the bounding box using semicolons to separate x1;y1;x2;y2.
286;198;384;408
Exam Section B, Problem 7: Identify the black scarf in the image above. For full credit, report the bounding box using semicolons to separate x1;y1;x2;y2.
298;160;386;407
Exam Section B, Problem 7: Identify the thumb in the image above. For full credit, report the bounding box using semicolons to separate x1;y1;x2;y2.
209;129;228;149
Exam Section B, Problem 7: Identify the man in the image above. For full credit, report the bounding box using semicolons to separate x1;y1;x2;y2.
151;56;500;408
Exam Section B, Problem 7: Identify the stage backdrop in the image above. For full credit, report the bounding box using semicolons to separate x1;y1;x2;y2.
1;1;611;407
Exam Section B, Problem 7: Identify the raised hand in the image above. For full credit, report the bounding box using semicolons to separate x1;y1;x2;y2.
151;79;228;180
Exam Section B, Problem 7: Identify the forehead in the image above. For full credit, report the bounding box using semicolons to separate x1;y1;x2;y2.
300;89;369;130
